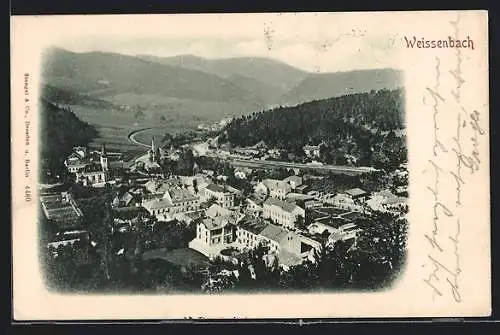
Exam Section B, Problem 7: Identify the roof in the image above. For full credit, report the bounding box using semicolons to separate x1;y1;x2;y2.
285;193;313;202
167;187;199;204
345;188;368;197
142;198;172;211
65;152;86;165
283;175;302;184
238;217;268;235
252;140;267;149
120;192;135;205
202;217;230;230
81;163;104;174
259;224;290;243
264;197;301;214
206;204;233;218
247;197;264;206
145;178;181;193
47;238;81;249
205;183;228;193
303;144;320;150
263;179;291;192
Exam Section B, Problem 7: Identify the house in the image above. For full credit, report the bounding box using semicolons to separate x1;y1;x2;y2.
188;216;236;258
251;140;268;151
258;223;307;268
303;143;324;158
285;193;314;204
345;188;369;202
307;217;360;245
304;199;323;209
64;147;91;173
142;186;200;220
236;217;268;250
255;179;292;200
76;163;108;187
112;191;138;208
294;184;310;194
71;144;110;187
203;183;235;208
47;237;89;265
329;193;363;211
259;223;298;254
263;197;305;229
395;185;408;197
283;175;303;190
144;178;182;195
366;189;408;213
219;143;233;156
179;175;211;194
206;203;234;220
202;169;215;177
245;197;264;217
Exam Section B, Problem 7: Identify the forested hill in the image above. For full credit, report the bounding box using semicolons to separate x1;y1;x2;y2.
219;88;406;168
40;99;97;176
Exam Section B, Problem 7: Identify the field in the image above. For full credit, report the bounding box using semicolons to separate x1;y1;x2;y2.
99;93;257;123
68;94;247;156
70;105;196;155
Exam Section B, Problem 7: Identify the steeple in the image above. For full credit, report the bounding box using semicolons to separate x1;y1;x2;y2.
101;143;107;157
100;143;108;171
151;137;155;153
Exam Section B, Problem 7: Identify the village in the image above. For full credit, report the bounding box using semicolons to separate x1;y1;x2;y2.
39;130;408;292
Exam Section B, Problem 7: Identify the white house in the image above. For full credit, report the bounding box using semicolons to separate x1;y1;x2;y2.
188;216;236;259
282;175;303;190
255;179;292;200
263;197;305;229
203;183;235;208
142;186;200;220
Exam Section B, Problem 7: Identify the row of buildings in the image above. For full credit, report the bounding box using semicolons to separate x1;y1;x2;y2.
56;140;407;273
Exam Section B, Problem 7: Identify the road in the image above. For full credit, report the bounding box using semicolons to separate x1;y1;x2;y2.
127;130;375;175
227;158;376;175
128;128;153;148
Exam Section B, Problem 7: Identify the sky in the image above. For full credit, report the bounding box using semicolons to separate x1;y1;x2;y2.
38;13;404;73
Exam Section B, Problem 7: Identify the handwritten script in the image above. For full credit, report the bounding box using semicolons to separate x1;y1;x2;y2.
422;14;485;303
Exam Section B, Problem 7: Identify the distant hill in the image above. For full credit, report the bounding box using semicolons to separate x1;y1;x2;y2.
42;48;405;133
282;68;404;106
42;48;265;108
137;54;308;93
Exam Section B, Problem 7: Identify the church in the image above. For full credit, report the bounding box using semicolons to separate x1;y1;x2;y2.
133;136;163;173
74;144;110;187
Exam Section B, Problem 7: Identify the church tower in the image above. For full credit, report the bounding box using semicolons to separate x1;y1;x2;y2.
150;136;160;162
100;143;108;172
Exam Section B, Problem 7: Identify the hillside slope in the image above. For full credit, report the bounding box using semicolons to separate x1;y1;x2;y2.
40;99;98;174
220;88;405;167
137;54;308;93
282;68;404;105
42;48;265;107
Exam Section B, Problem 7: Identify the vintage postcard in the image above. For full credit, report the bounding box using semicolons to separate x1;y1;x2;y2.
11;11;490;320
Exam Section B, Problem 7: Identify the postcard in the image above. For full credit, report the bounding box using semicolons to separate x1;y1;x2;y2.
11;11;490;320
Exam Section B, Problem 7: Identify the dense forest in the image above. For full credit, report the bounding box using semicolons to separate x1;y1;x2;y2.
39;99;97;180
219;88;406;168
